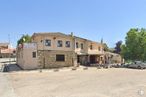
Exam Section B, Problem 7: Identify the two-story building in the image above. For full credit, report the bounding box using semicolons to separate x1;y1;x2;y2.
17;32;105;69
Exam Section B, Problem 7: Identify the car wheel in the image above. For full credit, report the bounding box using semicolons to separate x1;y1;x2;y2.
137;66;142;69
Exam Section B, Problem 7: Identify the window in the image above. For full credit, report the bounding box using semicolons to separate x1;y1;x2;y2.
45;39;51;46
81;43;84;49
77;56;80;63
76;42;79;48
90;45;93;50
32;52;36;58
13;50;16;54
66;41;70;47
57;40;63;47
98;47;101;51
56;55;65;61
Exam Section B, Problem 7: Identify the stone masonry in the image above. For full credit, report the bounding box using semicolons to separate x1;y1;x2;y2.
38;50;76;68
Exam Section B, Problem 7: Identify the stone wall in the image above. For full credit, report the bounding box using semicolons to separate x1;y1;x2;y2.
38;50;76;68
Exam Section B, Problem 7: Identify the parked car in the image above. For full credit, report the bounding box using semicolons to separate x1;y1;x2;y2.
128;61;146;69
103;64;112;68
121;63;130;68
110;63;122;68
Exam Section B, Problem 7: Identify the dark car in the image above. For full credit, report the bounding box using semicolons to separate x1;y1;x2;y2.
128;61;146;69
121;63;131;68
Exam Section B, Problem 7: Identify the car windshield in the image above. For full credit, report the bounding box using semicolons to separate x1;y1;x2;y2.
134;61;142;64
134;61;146;65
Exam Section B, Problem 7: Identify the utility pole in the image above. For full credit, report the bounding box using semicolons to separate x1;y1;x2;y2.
8;34;11;65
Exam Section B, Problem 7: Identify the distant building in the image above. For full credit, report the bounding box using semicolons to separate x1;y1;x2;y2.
17;32;106;69
104;52;122;64
0;43;16;58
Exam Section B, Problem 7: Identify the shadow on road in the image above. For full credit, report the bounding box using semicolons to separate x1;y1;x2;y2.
3;64;22;72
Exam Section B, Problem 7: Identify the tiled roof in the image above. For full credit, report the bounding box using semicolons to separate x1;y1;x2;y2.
32;32;101;44
74;36;101;44
0;43;9;47
0;48;15;54
32;32;70;37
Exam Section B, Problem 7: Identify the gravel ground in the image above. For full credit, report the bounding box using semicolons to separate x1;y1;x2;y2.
8;68;146;97
0;58;17;97
0;73;17;97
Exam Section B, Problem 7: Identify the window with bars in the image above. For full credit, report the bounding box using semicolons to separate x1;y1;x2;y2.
90;45;93;50
66;41;70;47
45;39;51;46
81;43;84;49
56;55;65;61
76;42;79;48
32;52;36;58
98;47;101;51
57;40;63;47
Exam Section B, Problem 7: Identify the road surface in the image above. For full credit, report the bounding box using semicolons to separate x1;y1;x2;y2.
0;73;17;97
0;58;146;97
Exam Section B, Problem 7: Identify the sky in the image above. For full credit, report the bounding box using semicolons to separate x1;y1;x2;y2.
0;0;146;48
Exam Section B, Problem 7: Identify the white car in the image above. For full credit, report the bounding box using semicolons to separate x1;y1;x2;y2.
128;61;146;69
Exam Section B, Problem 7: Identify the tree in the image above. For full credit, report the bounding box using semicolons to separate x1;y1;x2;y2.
138;28;146;60
121;28;146;61
17;34;31;46
108;48;115;53
114;41;122;54
121;44;129;60
102;43;109;51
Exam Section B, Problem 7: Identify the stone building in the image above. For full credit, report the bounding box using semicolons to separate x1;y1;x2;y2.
17;43;39;69
104;52;122;64
17;32;105;69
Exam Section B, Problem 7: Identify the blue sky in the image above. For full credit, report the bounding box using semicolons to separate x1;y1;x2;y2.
0;0;146;48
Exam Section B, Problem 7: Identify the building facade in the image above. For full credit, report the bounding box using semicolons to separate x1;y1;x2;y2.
17;43;39;69
0;43;16;58
104;52;122;64
17;32;106;69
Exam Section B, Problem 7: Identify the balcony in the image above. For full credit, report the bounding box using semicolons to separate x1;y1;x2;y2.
88;49;104;55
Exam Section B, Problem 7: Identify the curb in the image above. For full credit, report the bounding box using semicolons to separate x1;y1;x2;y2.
4;66;114;74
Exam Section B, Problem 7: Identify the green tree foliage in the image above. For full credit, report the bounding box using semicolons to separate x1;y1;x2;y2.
17;34;31;46
103;43;109;51
121;28;146;61
108;48;115;53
